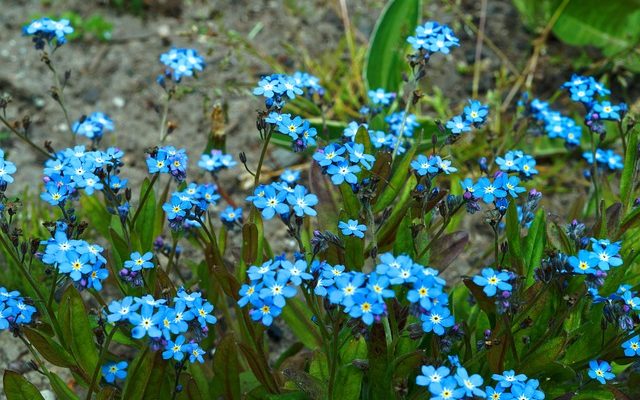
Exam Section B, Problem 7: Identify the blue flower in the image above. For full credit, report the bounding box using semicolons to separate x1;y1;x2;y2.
569;84;595;103
433;156;458;174
286;185;318;217
192;299;217;327
129;304;163;339
407;278;442;310
313;144;345;167
473;268;512;296
124;252;154;272
253;184;289;219
421;306;454;335
24;18;74;49
281;260;313;286
416;365;451;389
503;176;526;198
279;169;300;184
366;273;395;300
188;345;206;363
589;241;623;270
163;194;192;221
463;100;489;124
58;252;92;281
343;121;364;139
454;367;484;397
593;101;622;121
588;360;615;384
327;162;360;185
345;143;375;170
220;206;243;227
368;88;395;106
278;115;305;138
411;155;439;176
339;219;367;238
348;291;384;325
106;297;140;323
253;77;279;98
41;181;69;206
622;291;640;311
446;115;471;134
259;270;297;308
428;376;465;400
0;157;17;184
329;273;365;308
198;150;236;173
247;259;278;282
474;177;507;203
568;249;597;275
101;361;128;383
250;297;281;326
491;370;527;388
485;385;512;400
160;48;205;82
622;335;640;357
163;335;188;361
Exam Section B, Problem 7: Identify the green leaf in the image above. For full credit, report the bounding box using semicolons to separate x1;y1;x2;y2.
520;334;567;376
58;286;98;379
505;200;524;274
242;222;259;265
280;298;322;349
49;372;79;400
364;0;422;92
134;177;157;251
23;328;76;368
212;335;241;400
524;210;546;286
3;371;45;400
373;145;419;213
620;124;639;210
122;348;154;399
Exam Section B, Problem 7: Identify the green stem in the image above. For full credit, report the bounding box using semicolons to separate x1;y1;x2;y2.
589;130;601;221
45;58;75;145
85;326;118;400
47;268;59;310
159;92;172;143
254;129;273;188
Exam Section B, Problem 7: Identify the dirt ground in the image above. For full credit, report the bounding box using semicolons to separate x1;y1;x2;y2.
0;0;632;396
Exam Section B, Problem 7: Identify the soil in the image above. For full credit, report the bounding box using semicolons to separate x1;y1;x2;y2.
0;0;634;397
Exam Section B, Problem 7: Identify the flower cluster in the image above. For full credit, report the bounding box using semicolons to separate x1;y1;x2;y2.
163;183;221;230
253;73;304;109
562;74;626;122
588;284;638;331
407;21;460;56
582;148;623;172
146;146;188;182
445;100;490;135
495;150;538;178
40;227;109;290
23;17;73;49
159;48;205;82
291;71;324;97
118;252;155;287
268;112;317;151
525;98;582;147
568;238;623;276
0;287;37;329
41;146;126;205
72;112;114;141
411;154;458;176
313;142;375;186
238;256;312;326
0;149;17;187
249;182;318;220
385;111;420;137
198;149;236;174
417;362;545;400
105;290;216;363
461;171;526;207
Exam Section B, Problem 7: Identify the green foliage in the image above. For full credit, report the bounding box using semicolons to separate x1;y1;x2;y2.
364;0;422;92
512;0;640;71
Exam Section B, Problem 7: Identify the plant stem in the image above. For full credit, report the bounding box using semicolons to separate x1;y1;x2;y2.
589;129;601;221
85;326;118;400
159;93;172;143
254;129;273;188
44;57;75;145
170;361;185;400
0;115;52;158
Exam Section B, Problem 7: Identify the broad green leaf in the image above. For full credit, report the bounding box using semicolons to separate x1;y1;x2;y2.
242;222;259;265
3;371;45;400
23;328;76;368
373;145;419;213
364;0;422;92
123;348;154;399
58;286;98;379
212;335;241;400
524;210;546;286
520;334;567;376
620;124;639;210
49;372;79;400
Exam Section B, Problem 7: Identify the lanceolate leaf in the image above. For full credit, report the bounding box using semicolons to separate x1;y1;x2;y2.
3;371;45;400
620;124;639;210
364;0;422;92
212;335;241;400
